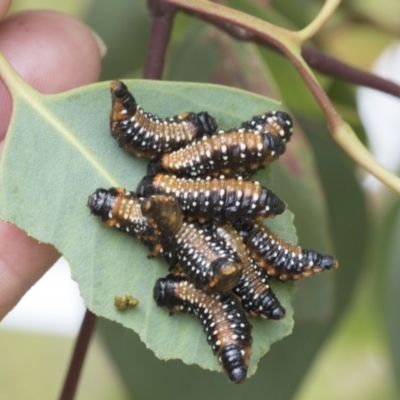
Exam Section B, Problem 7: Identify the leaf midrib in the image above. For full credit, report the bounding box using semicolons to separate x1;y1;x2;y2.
0;51;118;186
31;94;118;185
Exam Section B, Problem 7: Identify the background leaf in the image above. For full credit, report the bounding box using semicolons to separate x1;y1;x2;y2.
383;201;400;393
85;0;150;80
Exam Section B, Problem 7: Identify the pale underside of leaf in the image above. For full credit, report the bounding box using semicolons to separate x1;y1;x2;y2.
0;80;296;376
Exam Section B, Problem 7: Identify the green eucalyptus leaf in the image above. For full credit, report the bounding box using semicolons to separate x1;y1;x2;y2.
0;79;295;376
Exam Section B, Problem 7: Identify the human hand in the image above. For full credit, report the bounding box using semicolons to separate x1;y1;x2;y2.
0;3;103;318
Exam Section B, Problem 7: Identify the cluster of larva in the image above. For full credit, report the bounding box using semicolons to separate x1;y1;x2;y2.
87;81;339;384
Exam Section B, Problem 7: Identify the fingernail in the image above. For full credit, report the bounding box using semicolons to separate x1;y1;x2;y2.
89;28;107;58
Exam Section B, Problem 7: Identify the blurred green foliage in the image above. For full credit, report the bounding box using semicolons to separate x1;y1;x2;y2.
3;0;400;399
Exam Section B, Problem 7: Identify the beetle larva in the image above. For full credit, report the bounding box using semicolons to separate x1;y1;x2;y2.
87;188;183;256
154;274;253;384
147;128;287;178
137;173;286;223
110;80;218;159
237;222;339;281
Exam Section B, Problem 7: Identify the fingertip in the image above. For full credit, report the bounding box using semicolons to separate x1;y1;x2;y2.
0;10;103;91
0;221;60;319
0;0;11;19
0;9;104;136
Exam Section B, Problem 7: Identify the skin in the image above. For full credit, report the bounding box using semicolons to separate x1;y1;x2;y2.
0;7;103;319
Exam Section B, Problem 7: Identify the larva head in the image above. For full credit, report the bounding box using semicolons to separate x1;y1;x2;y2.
136;175;156;197
153;275;185;311
147;159;164;176
320;255;339;270
141;195;183;237
87;187;125;223
184;111;218;136
232;221;254;242
110;80;137;120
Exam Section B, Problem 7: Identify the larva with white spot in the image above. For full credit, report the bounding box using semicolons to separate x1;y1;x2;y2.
237;222;339;281
239;111;293;143
87;188;183;256
110;80;218;159
153;274;253;384
141;196;243;294
88;187;155;238
136;173;286;223
211;223;285;320
147;127;287;178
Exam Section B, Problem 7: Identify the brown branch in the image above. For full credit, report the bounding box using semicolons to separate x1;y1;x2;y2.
176;7;400;99
59;309;97;400
144;1;177;79
302;47;400;97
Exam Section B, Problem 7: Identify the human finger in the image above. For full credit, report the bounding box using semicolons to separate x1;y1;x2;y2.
0;10;104;318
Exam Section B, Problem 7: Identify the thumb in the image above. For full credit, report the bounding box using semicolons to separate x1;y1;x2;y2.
0;9;104;319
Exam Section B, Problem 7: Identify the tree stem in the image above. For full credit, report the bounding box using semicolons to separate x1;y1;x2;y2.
144;1;177;79
295;0;342;42
301;47;400;98
173;8;400;98
59;309;97;400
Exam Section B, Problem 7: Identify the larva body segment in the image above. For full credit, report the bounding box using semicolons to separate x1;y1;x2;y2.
153;274;253;384
110;80;218;159
237;222;339;281
137;174;286;223
148;129;286;178
212;223;285;320
240;111;293;143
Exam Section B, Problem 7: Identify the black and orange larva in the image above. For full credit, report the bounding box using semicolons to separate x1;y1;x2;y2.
153;274;253;384
110;80;218;159
141;196;244;294
87;188;183;256
136;173;286;223
239;111;293;143
236;222;339;281
147;127;287;178
87;187;155;238
211;223;285;320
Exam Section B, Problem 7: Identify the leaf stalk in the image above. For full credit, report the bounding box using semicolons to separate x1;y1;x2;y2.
59;309;97;400
295;0;342;43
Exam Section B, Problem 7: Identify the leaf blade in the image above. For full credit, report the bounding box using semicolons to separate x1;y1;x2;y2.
0;80;298;375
